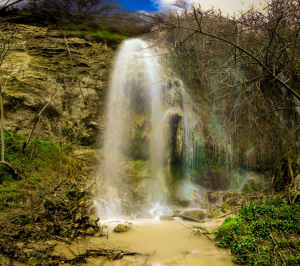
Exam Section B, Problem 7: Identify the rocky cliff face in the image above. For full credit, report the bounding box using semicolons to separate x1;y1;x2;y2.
2;24;116;147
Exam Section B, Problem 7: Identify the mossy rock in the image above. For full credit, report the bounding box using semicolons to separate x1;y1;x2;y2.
86;227;95;235
223;192;231;201
167;195;190;207
113;224;131;233
211;209;220;218
182;210;205;220
208;192;218;203
242;179;256;193
221;203;231;213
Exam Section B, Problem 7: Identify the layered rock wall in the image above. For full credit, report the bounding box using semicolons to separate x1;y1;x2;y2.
2;25;115;146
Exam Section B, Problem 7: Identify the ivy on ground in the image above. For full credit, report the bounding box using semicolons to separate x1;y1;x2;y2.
215;198;300;265
0;132;61;183
0;132;75;212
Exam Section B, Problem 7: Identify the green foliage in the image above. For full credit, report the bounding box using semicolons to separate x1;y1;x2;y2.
171;171;182;181
62;143;74;153
215;203;300;265
77;134;96;147
20;11;32;15
61;123;76;141
183;144;231;188
89;30;127;42
133;160;143;171
0;132;62;210
61;23;127;42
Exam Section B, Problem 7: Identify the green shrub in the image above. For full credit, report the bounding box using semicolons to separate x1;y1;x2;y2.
215;203;300;265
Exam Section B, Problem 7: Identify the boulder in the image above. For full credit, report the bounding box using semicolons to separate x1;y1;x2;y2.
86;220;98;228
242;179;259;193
113;224;131;233
221;203;231;213
86;227;95;235
168;195;190;207
182;210;205;220
159;215;175;221
89;214;99;222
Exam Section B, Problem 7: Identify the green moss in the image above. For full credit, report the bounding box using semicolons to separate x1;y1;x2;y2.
1;132;60;182
182;210;205;220
61;23;127;42
61;125;76;141
215;203;300;265
171;171;182;181
89;30;127;42
20;11;32;15
0;132;64;209
133;160;143;171
221;203;231;213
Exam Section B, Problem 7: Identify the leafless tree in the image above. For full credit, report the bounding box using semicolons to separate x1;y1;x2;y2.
28;0;122;24
0;0;26;13
0;23;24;177
147;0;300;191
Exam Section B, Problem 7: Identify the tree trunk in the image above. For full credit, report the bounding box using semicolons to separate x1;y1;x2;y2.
0;86;5;163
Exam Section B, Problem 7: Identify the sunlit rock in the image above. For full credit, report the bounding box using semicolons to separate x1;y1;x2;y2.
113;224;131;233
182;210;205;220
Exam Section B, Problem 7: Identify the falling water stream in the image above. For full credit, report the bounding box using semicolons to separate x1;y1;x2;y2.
91;39;234;265
94;39;167;220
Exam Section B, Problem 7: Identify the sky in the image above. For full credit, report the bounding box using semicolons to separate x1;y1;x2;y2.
119;0;264;14
1;0;264;15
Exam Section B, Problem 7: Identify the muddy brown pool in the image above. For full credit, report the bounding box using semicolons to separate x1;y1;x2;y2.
85;219;234;266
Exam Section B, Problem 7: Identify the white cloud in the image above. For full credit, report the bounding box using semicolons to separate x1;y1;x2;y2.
152;0;264;15
152;0;196;10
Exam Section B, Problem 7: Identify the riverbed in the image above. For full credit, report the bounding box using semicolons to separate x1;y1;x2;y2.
78;218;234;266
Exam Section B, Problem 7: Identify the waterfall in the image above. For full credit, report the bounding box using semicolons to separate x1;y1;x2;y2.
94;38;202;221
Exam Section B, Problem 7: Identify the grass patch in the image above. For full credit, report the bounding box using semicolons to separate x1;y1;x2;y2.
61;24;127;42
215;198;300;265
0;132;77;211
0;132;61;183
